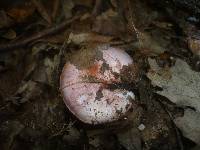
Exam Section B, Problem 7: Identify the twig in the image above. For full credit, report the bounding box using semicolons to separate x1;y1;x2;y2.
0;15;80;52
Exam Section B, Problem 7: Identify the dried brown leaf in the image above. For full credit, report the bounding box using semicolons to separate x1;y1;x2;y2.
7;2;35;23
147;58;200;144
67;32;114;45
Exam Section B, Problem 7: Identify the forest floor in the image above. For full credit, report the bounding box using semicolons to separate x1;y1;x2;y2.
0;0;200;150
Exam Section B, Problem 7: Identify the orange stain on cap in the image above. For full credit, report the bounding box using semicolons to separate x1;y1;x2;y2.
87;63;100;77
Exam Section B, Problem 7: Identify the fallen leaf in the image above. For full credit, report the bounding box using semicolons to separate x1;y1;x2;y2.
134;32;166;55
147;58;200;144
7;2;35;23
67;32;113;45
61;0;74;19
92;9;126;36
175;109;200;144
31;43;61;85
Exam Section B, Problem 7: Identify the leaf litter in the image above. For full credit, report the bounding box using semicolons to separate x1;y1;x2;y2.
0;0;200;150
148;58;200;144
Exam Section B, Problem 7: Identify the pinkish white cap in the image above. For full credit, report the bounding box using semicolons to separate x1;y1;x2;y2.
60;46;135;124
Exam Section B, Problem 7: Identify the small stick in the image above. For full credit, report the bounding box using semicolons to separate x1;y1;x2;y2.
0;15;80;52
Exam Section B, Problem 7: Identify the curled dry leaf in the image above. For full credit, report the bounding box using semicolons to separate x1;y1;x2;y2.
147;58;200;145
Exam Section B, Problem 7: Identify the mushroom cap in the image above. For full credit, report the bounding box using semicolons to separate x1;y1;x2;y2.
60;46;135;124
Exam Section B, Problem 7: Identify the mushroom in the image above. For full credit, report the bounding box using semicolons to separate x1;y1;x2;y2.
60;45;135;124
